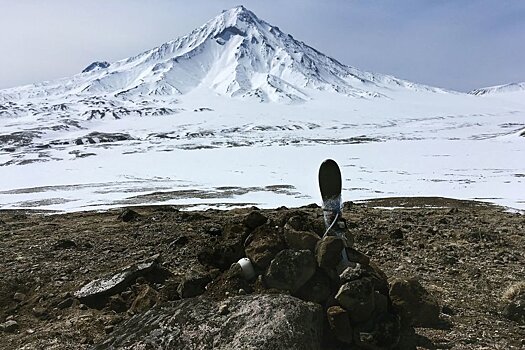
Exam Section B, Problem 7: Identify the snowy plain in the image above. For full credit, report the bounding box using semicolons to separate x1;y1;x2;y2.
1;89;523;212
0;6;523;212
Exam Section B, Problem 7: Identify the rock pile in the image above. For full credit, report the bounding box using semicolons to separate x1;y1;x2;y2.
240;213;408;349
72;209;441;349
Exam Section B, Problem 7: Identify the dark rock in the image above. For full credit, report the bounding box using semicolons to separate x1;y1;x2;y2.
503;294;525;324
264;249;316;293
243;211;268;230
345;247;370;266
108;295;127;313
159;278;181;302
1;320;19;333
95;294;323;350
389;228;404;240
130;285;159;314
74;260;159;308
104;325;114;334
316;236;345;270
177;268;215;298
57;297;74;310
169;235;189;248
354;312;400;350
205;226;222;236
295;270;331;304
244;224;285;270
389;278;441;327
335;278;375;324
82;61;110;73
198;243;245;270
326;306;353;344
118;209;140;222
53;239;77;250
284;227;320;252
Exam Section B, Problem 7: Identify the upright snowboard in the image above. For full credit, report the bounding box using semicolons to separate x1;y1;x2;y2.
319;159;349;263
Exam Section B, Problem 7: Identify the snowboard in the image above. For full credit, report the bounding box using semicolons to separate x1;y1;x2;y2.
318;159;349;263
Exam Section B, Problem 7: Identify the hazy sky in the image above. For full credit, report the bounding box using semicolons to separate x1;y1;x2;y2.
1;0;524;91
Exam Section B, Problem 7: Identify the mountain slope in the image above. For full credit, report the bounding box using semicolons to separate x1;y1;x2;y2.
469;82;525;96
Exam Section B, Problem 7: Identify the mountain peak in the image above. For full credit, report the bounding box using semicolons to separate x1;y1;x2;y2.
0;6;443;103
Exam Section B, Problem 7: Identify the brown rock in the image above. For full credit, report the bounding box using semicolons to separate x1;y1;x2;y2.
389;278;440;327
130;285;159;313
316;236;345;270
284;227;320;252
244;224;285;270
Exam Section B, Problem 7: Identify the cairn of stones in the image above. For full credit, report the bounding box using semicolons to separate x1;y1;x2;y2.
241;211;412;349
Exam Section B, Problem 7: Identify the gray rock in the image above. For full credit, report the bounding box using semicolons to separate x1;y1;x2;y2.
335;278;375;324
95;294;323;350
264;249;316;293
389;278;441;327
1;320;19;333
316;236;345;270
245;224;285;270
339;263;363;283
74;260;158;307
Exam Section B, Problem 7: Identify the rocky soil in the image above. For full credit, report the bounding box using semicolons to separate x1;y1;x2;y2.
1;197;524;349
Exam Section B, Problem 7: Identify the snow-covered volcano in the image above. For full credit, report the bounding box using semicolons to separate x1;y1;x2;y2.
0;6;524;212
1;6;443;104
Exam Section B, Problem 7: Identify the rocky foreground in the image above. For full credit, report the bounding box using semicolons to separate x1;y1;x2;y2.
0;197;524;349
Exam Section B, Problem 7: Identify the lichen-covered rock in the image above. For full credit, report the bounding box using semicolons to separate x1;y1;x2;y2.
95;294;324;350
389;278;440;327
264;249;316;293
335;278;375;324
